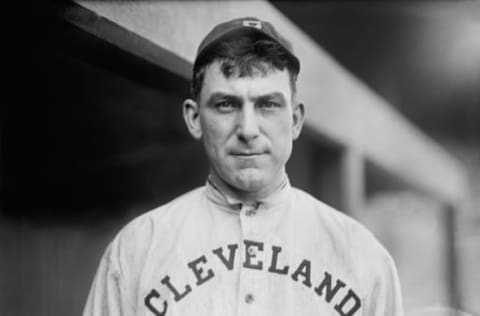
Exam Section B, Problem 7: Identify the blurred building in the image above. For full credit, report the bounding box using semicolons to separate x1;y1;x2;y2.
2;1;479;316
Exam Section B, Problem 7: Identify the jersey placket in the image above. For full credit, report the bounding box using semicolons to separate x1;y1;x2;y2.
236;203;269;316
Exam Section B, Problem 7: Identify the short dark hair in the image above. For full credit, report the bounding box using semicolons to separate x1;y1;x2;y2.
191;35;299;101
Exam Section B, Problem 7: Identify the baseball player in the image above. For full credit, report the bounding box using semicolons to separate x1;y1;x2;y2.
83;17;404;316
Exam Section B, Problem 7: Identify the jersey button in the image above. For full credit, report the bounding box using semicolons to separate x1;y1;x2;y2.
245;293;255;304
245;209;256;217
247;245;257;255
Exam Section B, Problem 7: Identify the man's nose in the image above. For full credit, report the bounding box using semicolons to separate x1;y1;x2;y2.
236;105;260;142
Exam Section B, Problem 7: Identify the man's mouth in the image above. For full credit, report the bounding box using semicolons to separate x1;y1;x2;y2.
231;151;266;157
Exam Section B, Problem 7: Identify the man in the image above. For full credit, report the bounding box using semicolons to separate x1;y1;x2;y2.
83;17;404;316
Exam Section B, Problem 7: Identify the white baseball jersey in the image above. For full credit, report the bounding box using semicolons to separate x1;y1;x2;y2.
83;177;404;316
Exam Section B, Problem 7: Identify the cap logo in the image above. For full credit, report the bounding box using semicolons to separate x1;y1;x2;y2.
242;20;262;30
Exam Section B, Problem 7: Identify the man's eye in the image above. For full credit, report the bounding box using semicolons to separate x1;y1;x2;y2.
259;101;280;109
215;101;236;111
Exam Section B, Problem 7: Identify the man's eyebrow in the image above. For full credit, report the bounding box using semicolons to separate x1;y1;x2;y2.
205;92;287;104
254;92;287;103
206;92;241;104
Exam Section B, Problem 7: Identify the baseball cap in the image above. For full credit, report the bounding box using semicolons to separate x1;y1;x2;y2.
193;17;300;74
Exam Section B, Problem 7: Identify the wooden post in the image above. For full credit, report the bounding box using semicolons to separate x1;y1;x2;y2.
445;204;461;312
304;143;364;218
340;148;365;219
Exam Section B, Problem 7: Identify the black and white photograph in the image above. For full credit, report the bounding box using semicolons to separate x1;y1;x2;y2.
2;1;479;315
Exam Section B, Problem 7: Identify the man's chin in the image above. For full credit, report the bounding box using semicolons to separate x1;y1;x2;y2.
230;171;267;193
234;181;264;193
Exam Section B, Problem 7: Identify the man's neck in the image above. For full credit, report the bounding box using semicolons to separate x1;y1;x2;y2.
208;169;286;206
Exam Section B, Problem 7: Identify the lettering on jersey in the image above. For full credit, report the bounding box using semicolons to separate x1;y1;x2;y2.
314;272;346;302
187;255;214;286
243;239;264;270
268;245;289;275
145;240;362;315
160;275;191;302
145;289;167;316
291;259;312;287
212;243;238;270
334;289;362;316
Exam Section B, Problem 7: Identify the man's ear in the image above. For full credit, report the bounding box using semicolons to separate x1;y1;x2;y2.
183;98;202;139
292;101;305;140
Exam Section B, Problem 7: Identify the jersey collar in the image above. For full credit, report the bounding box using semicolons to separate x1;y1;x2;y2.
205;174;291;212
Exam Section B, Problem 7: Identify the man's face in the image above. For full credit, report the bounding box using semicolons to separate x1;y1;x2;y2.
184;61;304;197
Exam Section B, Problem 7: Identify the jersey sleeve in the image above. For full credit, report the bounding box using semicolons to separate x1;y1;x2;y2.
82;236;134;316
83;211;157;316
363;251;404;316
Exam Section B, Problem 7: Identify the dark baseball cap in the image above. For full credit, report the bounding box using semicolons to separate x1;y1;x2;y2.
193;17;300;74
